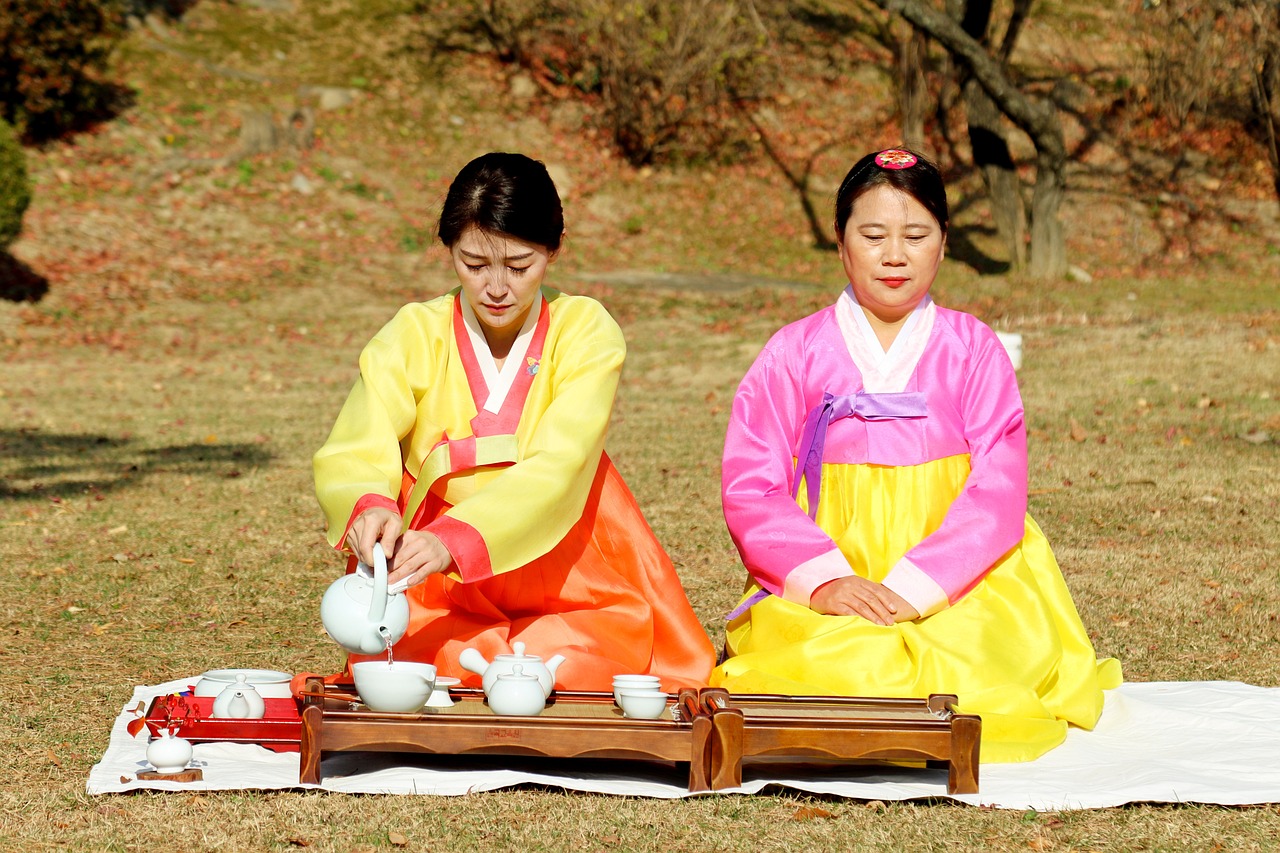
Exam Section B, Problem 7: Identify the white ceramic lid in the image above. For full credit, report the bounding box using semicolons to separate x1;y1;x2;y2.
198;668;292;684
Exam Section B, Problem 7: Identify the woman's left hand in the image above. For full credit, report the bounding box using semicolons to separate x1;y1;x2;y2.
386;530;454;590
811;576;920;625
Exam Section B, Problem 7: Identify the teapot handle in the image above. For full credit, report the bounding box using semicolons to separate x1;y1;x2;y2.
357;542;389;623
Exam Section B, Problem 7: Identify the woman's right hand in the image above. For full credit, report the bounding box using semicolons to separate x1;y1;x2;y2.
810;576;918;625
345;507;403;567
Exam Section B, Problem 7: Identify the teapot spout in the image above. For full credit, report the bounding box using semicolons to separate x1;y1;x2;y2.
457;647;489;676
544;654;567;678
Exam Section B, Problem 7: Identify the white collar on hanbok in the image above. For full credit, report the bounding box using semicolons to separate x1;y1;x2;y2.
460;290;543;414
835;286;935;393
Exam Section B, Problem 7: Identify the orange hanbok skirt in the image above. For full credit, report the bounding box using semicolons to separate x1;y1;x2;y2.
344;456;715;693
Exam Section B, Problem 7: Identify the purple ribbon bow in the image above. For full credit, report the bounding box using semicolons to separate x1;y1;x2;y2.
791;390;928;520
725;389;927;622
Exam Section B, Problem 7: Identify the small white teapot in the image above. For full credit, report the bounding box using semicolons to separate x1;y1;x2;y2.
211;674;266;719
458;641;566;698
320;542;410;655
486;665;546;716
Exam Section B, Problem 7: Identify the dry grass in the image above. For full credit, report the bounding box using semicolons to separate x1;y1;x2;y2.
1;0;1279;849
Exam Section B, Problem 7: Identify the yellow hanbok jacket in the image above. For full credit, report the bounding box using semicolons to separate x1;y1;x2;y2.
314;287;715;691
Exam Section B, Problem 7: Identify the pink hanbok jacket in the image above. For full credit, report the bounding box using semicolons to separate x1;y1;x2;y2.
721;290;1027;617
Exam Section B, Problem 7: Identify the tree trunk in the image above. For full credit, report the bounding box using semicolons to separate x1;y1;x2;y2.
966;81;1027;269
1028;148;1066;278
897;26;928;149
955;0;1026;269
874;0;1069;279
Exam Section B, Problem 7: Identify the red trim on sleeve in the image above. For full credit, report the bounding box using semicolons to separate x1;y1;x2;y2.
338;493;400;551
425;515;492;582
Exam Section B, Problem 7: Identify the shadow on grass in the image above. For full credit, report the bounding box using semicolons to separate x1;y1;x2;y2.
0;428;273;500
0;253;49;302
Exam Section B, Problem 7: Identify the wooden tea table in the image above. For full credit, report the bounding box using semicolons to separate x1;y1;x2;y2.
298;679;715;791
298;681;979;795
698;689;981;794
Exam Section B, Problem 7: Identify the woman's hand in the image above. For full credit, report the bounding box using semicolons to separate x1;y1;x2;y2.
386;530;454;590
810;576;920;625
345;507;403;567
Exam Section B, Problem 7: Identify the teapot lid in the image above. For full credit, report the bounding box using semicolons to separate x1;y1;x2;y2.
493;641;541;662
495;664;539;682
218;674;260;695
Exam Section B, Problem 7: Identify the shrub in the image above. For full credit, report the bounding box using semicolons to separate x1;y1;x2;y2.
413;0;775;167
0;0;126;138
577;0;772;166
0;116;31;248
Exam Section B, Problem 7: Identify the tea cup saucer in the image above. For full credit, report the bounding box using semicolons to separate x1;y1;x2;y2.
426;676;462;708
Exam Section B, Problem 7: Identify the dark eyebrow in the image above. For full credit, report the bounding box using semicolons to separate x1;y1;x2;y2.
856;221;935;231
460;249;535;262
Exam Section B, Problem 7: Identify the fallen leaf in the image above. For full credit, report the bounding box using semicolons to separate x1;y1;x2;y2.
285;838;311;848
107;524;128;535
119;775;131;784
1028;836;1053;851
66;606;86;614
177;558;196;564
126;716;147;738
1069;418;1088;442
793;805;835;820
388;832;409;847
47;749;62;768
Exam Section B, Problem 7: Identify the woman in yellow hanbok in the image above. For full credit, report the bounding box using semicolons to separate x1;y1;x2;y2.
712;148;1120;761
314;152;715;691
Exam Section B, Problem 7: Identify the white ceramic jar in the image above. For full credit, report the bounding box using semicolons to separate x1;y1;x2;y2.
146;730;194;774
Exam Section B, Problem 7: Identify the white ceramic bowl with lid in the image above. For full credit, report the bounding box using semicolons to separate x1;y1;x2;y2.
193;668;293;699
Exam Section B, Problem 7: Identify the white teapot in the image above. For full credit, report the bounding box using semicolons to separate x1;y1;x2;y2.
486;664;546;716
211;674;266;719
319;542;410;655
458;641;566;698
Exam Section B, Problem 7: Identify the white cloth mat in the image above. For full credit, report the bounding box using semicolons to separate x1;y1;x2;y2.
87;679;1280;809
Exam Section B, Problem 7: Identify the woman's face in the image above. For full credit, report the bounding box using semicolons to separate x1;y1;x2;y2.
837;185;945;328
450;226;559;351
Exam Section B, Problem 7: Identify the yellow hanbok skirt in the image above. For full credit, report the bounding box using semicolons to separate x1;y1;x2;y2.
711;455;1122;763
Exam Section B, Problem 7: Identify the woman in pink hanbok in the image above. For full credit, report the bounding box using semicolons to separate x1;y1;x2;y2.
711;148;1121;762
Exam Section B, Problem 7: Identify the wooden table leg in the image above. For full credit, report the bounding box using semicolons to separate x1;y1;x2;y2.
708;707;744;791
948;712;981;794
299;704;323;784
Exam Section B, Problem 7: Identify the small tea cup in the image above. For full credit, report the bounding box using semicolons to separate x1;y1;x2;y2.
425;676;461;709
617;688;669;720
612;674;660;705
352;661;437;713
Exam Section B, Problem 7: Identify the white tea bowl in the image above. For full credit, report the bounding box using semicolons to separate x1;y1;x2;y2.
612;674;660;705
352;661;437;713
617;688;669;720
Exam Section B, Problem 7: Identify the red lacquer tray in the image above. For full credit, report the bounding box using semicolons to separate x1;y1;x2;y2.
144;694;302;753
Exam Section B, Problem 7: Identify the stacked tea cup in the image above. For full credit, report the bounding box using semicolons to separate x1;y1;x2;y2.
612;674;669;719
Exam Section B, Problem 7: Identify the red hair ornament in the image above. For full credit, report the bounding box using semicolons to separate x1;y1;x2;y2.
874;149;919;170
